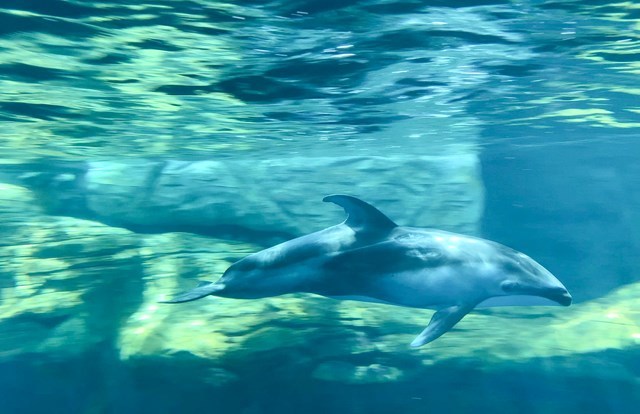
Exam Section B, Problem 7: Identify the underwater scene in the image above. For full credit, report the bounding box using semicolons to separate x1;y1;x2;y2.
1;0;639;413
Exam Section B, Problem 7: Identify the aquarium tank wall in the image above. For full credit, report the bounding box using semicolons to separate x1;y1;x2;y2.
0;0;639;413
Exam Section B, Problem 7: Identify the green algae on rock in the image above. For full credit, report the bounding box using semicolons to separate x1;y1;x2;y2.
118;276;640;384
0;183;141;361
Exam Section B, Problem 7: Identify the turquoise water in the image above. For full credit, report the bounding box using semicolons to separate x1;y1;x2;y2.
0;1;639;413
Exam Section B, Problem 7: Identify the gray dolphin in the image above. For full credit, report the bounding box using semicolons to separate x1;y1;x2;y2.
162;195;572;347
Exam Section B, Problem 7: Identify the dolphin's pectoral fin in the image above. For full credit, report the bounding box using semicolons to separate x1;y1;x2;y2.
410;304;473;347
323;194;397;233
159;283;224;304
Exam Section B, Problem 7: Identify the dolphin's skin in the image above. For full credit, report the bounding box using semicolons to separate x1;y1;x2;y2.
162;195;572;347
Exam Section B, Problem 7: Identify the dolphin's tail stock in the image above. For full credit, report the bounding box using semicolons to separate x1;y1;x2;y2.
160;281;225;303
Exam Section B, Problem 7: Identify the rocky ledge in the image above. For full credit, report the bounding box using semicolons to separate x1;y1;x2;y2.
9;154;483;237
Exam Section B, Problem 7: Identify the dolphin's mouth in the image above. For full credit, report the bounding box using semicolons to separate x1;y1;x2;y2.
543;287;572;306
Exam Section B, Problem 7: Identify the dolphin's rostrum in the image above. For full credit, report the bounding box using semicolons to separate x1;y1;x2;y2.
162;195;572;347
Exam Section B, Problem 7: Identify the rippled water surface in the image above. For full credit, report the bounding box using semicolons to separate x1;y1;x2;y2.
1;0;638;159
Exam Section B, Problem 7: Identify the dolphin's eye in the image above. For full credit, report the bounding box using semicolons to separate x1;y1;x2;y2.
501;281;521;293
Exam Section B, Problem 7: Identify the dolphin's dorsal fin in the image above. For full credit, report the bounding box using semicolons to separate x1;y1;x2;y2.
323;195;397;233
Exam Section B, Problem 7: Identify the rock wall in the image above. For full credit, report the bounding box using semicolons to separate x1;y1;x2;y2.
17;154;483;239
0;183;142;360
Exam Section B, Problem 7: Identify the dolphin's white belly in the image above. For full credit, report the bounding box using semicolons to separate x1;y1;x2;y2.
360;268;483;309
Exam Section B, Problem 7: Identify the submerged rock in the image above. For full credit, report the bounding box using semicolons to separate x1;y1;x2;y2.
15;154;483;238
0;183;141;361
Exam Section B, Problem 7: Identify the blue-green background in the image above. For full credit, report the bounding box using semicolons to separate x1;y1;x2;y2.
0;1;639;413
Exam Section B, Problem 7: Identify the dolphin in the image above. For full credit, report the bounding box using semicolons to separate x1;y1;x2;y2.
162;195;572;347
